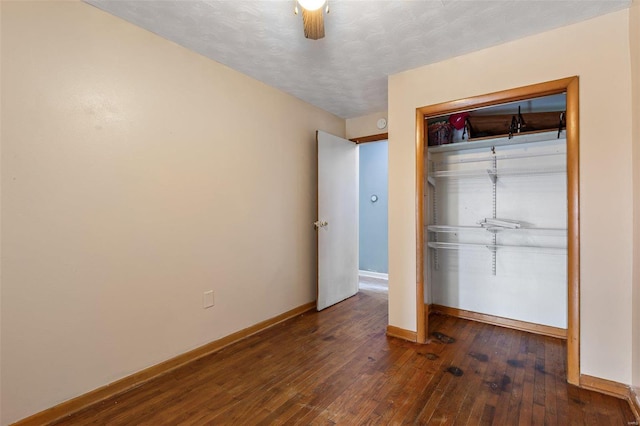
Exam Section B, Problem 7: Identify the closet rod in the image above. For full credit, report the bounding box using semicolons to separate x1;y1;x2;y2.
427;241;567;254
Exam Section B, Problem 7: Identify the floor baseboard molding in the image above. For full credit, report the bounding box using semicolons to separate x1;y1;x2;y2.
428;304;567;340
630;387;640;422
358;270;388;280
13;301;317;426
580;375;640;422
386;325;417;342
580;374;630;399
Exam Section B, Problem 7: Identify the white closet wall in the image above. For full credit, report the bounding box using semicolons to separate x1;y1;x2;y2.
426;132;567;328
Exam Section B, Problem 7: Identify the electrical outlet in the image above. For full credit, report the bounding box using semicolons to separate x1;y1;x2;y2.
203;290;214;309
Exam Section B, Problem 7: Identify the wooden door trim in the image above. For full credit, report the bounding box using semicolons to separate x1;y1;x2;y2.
417;77;575;117
415;108;427;343
349;132;388;144
316;131;320;308
565;77;580;385
414;76;580;384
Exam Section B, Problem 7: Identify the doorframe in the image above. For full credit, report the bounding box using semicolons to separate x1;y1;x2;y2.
351;131;390;285
349;132;388;144
415;77;580;385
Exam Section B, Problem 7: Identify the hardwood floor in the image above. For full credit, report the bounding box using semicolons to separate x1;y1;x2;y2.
54;289;634;425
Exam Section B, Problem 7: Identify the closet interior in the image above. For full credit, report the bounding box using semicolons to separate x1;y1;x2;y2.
424;93;568;333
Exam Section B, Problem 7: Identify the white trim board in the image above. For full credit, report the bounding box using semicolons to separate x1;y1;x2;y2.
359;270;389;280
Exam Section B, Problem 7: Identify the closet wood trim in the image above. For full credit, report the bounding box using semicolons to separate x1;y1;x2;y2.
566;76;580;385
429;304;567;339
415;76;580;385
415;107;427;343
417;76;577;117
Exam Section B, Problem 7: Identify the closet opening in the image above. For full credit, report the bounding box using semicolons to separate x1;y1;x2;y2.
415;77;580;385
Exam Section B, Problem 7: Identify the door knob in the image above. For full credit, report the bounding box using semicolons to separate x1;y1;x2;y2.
314;220;328;230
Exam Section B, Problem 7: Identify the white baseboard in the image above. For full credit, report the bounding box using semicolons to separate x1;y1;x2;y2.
359;270;388;280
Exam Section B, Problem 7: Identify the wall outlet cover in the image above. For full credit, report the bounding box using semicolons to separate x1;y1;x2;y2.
203;290;214;308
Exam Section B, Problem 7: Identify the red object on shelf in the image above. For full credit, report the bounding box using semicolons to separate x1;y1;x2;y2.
449;112;470;130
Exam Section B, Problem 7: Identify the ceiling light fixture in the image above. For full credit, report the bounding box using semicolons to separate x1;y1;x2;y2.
294;0;329;40
298;0;326;11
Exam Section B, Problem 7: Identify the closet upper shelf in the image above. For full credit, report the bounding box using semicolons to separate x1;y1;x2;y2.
428;130;565;153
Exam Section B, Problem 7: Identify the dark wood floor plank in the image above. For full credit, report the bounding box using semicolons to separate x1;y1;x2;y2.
371;347;427;424
492;328;525;425
532;331;547;410
518;333;537;426
532;402;546;425
479;324;512;425
465;323;504;424
52;290;635;425
417;317;478;424
566;384;586;425
543;337;559;425
510;333;531;419
452;317;497;426
545;339;569;424
385;351;444;424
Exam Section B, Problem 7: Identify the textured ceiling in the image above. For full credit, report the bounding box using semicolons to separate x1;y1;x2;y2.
84;0;630;119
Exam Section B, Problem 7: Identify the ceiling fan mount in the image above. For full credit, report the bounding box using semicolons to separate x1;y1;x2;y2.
295;0;329;40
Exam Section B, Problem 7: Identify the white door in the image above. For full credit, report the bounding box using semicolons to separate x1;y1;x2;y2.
316;131;359;311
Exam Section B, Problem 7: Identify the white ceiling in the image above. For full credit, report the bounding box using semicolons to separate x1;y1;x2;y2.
84;0;630;119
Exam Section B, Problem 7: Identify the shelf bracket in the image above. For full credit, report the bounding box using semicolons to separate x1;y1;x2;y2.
433;184;439;271
491;238;497;275
487;169;498;184
491;154;497;275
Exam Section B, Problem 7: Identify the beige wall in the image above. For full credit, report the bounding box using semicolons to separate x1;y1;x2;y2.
345;111;388;140
631;0;640;390
0;2;344;424
0;2;3;421
389;10;634;384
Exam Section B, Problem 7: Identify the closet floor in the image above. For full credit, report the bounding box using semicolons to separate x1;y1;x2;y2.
53;290;634;425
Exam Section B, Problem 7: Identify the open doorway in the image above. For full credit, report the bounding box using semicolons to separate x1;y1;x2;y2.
358;140;389;295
